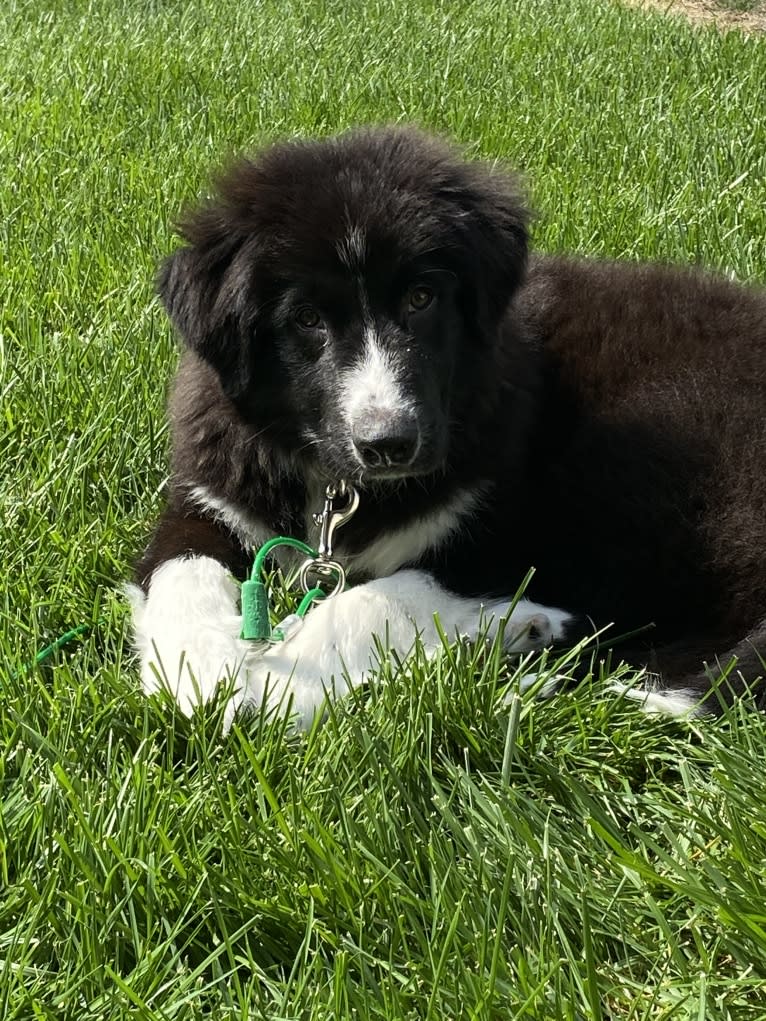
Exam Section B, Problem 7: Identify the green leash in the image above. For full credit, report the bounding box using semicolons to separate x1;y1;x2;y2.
21;482;359;668
14;621;96;679
33;624;93;666
240;480;360;642
240;536;327;641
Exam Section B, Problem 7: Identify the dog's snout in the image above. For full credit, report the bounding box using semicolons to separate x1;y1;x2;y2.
351;409;420;470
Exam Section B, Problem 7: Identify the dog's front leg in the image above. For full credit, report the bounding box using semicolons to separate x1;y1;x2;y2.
126;555;260;725
128;555;576;729
239;569;576;727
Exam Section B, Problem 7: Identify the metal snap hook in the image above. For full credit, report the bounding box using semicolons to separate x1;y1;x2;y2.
313;480;360;562
299;479;358;598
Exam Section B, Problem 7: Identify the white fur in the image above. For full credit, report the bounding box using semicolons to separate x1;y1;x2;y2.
188;486;267;550
336;227;367;271
190;481;487;581
347;486;489;578
126;556;253;727
610;681;702;717
340;334;412;434
130;559;568;730
242;572;566;726
510;674;705;716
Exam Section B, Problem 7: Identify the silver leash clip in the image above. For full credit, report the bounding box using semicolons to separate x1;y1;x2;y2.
299;480;359;597
314;480;360;560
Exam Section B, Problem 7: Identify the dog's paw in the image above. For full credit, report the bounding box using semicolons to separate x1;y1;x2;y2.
458;596;575;652
609;678;703;717
127;561;584;731
126;557;254;721
238;577;422;726
239;572;582;726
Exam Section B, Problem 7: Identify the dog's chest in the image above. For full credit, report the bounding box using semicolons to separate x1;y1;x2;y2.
307;484;490;580
192;479;488;579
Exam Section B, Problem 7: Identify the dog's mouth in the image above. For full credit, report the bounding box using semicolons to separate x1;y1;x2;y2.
308;442;444;490
346;439;448;489
354;462;435;485
303;411;448;488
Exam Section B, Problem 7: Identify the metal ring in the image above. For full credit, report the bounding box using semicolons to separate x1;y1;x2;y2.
299;558;346;598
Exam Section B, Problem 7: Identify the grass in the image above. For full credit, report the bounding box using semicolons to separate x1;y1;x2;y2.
2;0;766;1015
714;1;766;15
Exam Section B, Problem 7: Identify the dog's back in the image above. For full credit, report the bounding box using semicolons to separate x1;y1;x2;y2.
503;255;766;703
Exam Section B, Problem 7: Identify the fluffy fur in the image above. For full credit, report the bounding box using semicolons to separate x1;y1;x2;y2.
132;125;766;725
128;558;567;728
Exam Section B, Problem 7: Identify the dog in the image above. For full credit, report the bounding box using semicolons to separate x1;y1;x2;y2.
128;125;766;728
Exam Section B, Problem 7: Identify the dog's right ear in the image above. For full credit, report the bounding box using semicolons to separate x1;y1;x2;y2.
157;228;257;400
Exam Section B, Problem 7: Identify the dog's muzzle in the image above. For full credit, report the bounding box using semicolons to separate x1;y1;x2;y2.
350;408;421;472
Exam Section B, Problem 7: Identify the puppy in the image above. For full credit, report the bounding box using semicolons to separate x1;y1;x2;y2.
129;125;766;725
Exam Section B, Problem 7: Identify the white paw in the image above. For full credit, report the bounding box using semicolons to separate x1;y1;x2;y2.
236;572;574;724
126;557;255;723
455;596;572;652
238;572;439;725
609;680;702;717
128;561;577;730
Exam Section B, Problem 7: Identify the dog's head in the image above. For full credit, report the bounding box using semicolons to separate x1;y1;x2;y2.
159;126;528;484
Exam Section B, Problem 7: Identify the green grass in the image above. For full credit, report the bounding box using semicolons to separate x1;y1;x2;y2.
2;0;766;1016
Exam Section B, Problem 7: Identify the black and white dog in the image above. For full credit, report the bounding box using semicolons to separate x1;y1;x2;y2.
128;125;766;727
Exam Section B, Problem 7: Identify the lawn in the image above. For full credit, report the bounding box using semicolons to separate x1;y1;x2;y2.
2;0;766;1017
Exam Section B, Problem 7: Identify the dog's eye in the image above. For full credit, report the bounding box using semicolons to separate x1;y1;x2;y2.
295;307;323;331
408;286;434;312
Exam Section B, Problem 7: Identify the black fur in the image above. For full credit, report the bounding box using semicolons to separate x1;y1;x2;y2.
138;125;766;713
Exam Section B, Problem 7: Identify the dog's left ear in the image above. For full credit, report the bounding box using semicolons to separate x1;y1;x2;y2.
452;168;529;330
157;222;258;402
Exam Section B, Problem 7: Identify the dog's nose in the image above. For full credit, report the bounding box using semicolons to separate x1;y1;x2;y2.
351;410;420;470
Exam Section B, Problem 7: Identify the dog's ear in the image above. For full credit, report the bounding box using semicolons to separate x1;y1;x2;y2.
157;226;258;401
471;182;529;320
447;168;530;332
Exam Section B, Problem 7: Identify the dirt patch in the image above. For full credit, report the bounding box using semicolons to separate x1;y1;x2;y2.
621;0;766;33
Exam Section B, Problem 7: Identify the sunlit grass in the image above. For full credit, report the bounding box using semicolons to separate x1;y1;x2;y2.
2;0;766;1016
